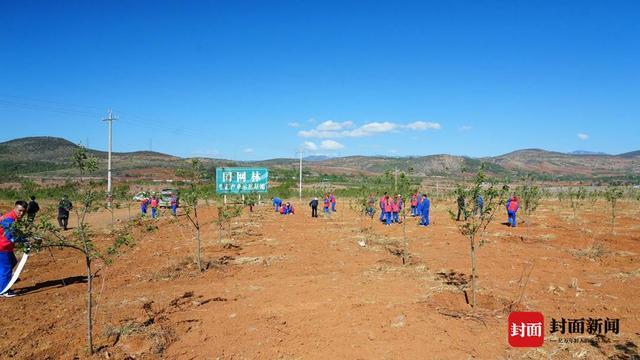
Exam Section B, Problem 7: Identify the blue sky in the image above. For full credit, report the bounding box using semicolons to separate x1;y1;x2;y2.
1;1;638;160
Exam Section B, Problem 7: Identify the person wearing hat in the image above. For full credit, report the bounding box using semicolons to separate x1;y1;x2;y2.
309;197;319;218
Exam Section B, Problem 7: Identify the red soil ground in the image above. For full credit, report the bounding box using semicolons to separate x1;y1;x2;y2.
0;199;638;359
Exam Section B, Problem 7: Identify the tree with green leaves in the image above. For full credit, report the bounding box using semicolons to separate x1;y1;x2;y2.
243;192;258;215
215;204;243;244
515;174;542;224
448;166;509;307
604;185;624;233
26;145;105;355
176;159;207;271
568;187;587;219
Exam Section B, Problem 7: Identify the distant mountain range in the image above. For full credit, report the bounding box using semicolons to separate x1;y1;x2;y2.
567;150;609;155
0;137;638;182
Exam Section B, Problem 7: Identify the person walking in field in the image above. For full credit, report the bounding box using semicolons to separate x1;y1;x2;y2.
329;192;337;212
418;193;430;226
379;192;388;223
150;195;159;219
170;194;178;216
506;195;519;227
410;193;418;216
474;195;484;217
57;195;73;230
26;196;40;223
384;195;394;226
309;197;319;218
140;195;149;217
456;194;467;221
367;194;376;218
0;201;28;298
323;194;331;217
392;195;400;223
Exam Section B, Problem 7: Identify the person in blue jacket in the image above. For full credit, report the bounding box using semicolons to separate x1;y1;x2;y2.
418;194;430;227
474;195;484;216
0;201;28;297
272;197;282;212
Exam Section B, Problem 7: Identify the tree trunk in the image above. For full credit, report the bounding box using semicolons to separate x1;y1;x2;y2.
85;256;93;354
196;227;202;271
402;212;408;265
470;236;477;308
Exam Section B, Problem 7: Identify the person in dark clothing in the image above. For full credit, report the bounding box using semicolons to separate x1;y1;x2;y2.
456;194;467;221
57;195;73;230
309;197;319;218
26;195;40;223
473;195;484;217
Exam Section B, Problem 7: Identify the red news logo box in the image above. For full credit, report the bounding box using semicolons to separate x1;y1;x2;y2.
508;312;545;347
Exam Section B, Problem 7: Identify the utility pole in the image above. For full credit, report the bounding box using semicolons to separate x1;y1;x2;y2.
394;167;398;192
103;110;117;208
298;149;303;201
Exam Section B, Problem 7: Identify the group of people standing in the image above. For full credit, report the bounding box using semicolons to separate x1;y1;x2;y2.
368;192;430;227
454;193;520;227
307;192;337;218
139;193;178;219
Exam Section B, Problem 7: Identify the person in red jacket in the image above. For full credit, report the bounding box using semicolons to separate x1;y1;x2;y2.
150;195;159;219
0;201;28;297
410;193;418;216
140;196;150;217
384;195;394;226
323;194;331;217
392;195;400;223
506;195;520;227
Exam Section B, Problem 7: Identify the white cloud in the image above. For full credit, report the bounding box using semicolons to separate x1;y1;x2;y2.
459;125;472;131
319;140;344;150
303;141;318;151
243;148;254;154
354;121;398;135
298;120;441;139
578;133;589;140
288;122;300;128
298;129;339;138
404;121;441;130
316;120;354;131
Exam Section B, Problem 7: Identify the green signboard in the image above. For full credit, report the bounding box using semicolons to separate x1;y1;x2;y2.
216;167;269;194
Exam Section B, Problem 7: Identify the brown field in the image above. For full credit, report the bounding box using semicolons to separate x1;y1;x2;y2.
0;198;638;359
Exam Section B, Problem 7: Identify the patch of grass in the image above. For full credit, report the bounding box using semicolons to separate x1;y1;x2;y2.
572;242;607;260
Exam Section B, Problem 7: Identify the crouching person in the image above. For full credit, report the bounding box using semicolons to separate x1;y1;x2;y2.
0;201;28;298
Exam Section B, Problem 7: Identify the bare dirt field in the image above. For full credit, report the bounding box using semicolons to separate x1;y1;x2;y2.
0;199;638;359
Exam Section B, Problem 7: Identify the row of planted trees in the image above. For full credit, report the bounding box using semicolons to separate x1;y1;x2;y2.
350;167;636;308
15;149;247;355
